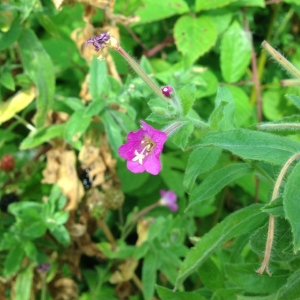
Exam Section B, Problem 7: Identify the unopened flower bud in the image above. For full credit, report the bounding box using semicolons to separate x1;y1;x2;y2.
161;86;174;98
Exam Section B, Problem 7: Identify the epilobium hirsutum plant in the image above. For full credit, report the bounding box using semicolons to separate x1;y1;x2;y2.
86;32;300;299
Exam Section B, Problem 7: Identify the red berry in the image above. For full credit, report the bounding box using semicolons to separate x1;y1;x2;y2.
0;154;15;172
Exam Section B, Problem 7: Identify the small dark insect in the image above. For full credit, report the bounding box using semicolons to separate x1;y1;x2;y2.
79;168;94;190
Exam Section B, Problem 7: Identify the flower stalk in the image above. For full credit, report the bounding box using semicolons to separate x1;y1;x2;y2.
262;41;300;78
117;47;169;102
256;152;300;275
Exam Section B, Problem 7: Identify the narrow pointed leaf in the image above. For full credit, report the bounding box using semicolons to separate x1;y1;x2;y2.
184;147;222;192
187;163;253;211
19;29;55;128
175;204;267;289
192;129;300;165
178;83;196;116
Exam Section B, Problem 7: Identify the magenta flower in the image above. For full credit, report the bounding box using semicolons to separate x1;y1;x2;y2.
118;121;167;175
159;190;178;211
161;86;174;98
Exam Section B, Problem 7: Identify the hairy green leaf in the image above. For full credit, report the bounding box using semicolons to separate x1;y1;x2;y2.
184;147;222;192
175;204;267;288
187;163;253;211
178;83;196;116
157;285;206;300
226;263;288;294
277;270;300;299
283;161;300;252
192;129;300;165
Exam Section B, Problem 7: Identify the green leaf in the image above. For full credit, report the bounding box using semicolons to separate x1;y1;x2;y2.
49;225;70;246
196;0;238;11
23;221;47;239
178;84;196;116
184;147;222;192
232;0;265;6
277;270;300;299
171;122;194;150
24;241;38;262
0;66;15;90
198;258;224;291
64;109;91;149
52;211;69;225
220;21;251;83
212;289;243;300
192;129;300;165
142;250;159;300
101;110;123;154
135;0;189;23
86;57;108;117
156;285;206;300
286;94;300;110
227;85;253;127
226;263;288;294
0;17;21;51
283;161;300;252
250;217;297;262
148;97;170;117
36;13;60;38
4;246;25;277
14;267;34;300
187;163;253;211
18;29;55;128
20;124;64;149
175;204;267;288
261;197;284;217
209;86;235;131
174;15;217;64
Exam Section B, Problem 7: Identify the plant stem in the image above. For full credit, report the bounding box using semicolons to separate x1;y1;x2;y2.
256;153;300;275
262;41;300;78
122;203;160;239
250;2;280;105
41;274;47;300
117;47;169;102
14;114;36;131
98;219;117;249
243;8;262;122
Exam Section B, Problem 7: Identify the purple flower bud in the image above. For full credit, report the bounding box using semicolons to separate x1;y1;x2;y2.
37;263;50;273
86;33;110;52
159;190;178;212
161;86;174;98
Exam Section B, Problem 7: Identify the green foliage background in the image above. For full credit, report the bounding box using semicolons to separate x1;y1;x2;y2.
1;0;300;299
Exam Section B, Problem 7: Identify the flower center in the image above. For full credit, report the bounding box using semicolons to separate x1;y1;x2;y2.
132;136;156;165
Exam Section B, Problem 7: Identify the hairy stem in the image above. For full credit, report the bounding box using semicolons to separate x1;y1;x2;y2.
262;41;300;78
117;47;168;102
256;153;300;275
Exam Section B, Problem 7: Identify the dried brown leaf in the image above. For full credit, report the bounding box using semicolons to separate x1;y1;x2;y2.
136;218;154;246
109;258;138;284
